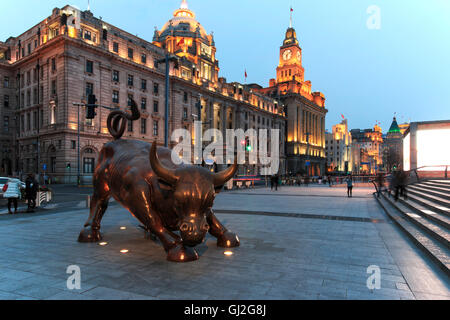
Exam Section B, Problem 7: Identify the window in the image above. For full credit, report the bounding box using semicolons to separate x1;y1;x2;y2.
141;97;147;110
127;94;133;107
183;107;188;119
33;88;38;104
153;100;159;113
141;53;147;64
183;91;188;103
86;60;93;73
51;58;56;72
3;95;9;108
3;116;9;133
127;119;133;132
141;79;147;90
51;80;57;95
27;113;31;130
112;90;119;104
128;74;134;86
140;118;146;134
153;120;159;136
83;157;95;174
50;157;56;173
27;71;31;85
3;76;9;88
84;30;92;41
33;111;37;130
27;43;31;55
113;42;119;53
153;83;159;95
71;141;76;149
40;109;43;128
85;82;94;96
112;70;119;82
128;48;134;59
26;90;31;106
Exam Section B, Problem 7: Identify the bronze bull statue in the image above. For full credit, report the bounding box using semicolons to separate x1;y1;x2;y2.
78;100;239;262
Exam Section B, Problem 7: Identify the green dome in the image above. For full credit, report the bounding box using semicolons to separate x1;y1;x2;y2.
388;117;401;134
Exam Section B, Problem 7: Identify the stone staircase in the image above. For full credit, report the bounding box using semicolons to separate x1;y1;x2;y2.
375;179;450;276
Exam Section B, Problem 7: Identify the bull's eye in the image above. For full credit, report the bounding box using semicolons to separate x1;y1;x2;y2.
180;223;189;232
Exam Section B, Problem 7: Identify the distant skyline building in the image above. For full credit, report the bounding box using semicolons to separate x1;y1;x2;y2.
350;124;383;174
325;118;353;173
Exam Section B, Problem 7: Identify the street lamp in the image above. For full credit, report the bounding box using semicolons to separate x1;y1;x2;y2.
155;54;179;148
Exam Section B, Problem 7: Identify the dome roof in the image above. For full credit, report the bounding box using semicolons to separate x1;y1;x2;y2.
158;0;208;41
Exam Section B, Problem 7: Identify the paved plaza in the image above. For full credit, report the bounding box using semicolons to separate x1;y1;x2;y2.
0;185;449;300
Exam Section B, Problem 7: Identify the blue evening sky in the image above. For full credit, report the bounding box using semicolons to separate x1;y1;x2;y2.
1;0;449;132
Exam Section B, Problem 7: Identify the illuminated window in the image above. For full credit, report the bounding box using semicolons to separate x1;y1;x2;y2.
141;97;146;110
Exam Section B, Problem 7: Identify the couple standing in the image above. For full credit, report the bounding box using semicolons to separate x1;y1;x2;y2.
4;174;39;214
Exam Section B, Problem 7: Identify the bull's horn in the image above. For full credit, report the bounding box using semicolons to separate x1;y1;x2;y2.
212;157;238;187
150;141;178;185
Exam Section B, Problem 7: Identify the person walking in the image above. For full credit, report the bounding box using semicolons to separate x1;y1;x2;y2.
375;173;385;198
3;178;22;214
328;175;332;187
346;175;353;198
25;174;38;212
395;170;408;201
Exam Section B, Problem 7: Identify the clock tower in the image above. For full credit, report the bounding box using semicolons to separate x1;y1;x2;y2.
276;27;304;83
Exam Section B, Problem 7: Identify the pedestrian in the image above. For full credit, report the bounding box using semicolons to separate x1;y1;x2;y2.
274;174;279;191
304;176;309;187
395;170;408;201
270;175;274;190
375;173;385;198
3;178;22;214
346;175;353;198
25;173;39;212
328;175;332;187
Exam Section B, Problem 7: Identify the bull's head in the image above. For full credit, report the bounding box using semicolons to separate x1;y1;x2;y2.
150;142;237;247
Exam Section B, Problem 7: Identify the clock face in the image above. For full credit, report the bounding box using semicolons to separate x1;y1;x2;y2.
283;49;292;61
297;51;301;61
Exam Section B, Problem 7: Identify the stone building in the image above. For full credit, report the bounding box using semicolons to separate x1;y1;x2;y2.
325;119;353;173
383;117;403;172
258;24;327;176
0;1;286;183
350;124;383;174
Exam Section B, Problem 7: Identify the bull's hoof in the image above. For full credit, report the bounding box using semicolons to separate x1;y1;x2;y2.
167;244;199;263
78;226;102;243
217;231;240;248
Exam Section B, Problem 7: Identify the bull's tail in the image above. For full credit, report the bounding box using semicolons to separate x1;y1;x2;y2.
107;99;141;140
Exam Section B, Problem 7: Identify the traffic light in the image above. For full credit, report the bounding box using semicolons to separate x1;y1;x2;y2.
66;163;71;169
245;138;252;152
86;94;97;119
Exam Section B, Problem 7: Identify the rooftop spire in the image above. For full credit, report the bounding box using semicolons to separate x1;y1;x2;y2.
180;0;188;9
289;7;293;28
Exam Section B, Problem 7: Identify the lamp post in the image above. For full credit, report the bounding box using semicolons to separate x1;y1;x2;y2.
36;61;40;183
156;54;179;147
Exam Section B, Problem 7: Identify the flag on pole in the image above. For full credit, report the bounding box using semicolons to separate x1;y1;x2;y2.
245;69;247;79
341;114;345;120
290;7;293;12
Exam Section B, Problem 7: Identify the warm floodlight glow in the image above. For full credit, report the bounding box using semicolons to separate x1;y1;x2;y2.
120;226;127;230
224;251;233;256
120;249;129;254
98;242;108;246
416;129;450;169
403;133;410;171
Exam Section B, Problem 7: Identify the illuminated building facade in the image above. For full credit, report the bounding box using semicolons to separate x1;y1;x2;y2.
325;119;353;173
350;124;383;174
0;2;286;182
258;23;327;176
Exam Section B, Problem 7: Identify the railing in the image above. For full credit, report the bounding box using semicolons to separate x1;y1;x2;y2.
409;165;449;183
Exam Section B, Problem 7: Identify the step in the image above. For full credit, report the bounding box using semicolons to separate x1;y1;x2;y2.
375;194;450;276
407;188;450;209
409;184;450;201
417;182;450;195
428;180;450;187
397;196;450;230
406;193;450;218
381;193;450;248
